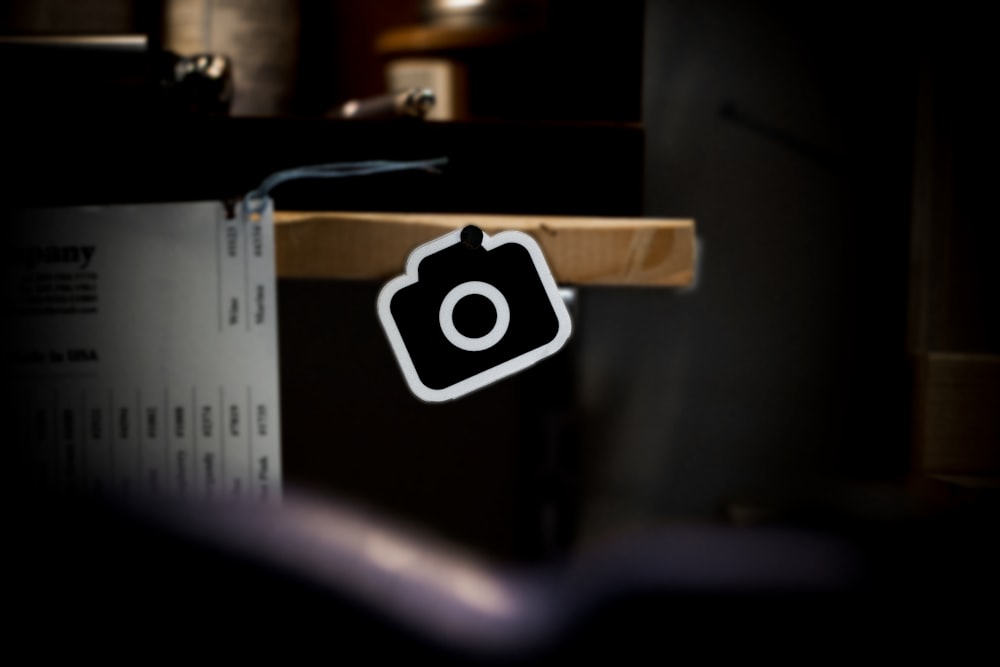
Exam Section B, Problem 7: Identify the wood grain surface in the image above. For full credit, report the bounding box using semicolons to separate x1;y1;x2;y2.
274;211;696;286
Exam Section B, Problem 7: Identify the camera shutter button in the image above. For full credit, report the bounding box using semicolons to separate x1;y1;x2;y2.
439;281;510;352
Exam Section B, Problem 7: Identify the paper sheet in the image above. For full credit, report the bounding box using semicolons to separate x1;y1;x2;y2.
5;200;282;504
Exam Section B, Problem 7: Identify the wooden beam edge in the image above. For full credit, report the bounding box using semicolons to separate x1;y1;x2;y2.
274;212;697;287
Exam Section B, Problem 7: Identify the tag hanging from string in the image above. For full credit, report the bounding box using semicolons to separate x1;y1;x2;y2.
378;224;573;403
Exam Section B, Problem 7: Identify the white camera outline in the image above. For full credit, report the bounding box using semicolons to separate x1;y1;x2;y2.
377;228;573;403
438;280;511;352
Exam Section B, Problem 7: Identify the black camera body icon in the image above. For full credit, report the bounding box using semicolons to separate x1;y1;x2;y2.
378;226;572;402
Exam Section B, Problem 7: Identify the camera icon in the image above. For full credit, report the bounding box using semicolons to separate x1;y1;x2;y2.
377;225;572;402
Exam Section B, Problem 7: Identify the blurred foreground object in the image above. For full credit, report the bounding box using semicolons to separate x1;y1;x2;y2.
10;486;999;660
8;488;862;660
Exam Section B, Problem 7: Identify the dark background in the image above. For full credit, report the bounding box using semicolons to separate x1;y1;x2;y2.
579;0;920;530
583;0;997;530
2;2;998;652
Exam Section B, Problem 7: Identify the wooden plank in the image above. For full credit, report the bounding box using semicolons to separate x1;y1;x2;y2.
915;353;1000;475
376;23;534;55
274;211;696;286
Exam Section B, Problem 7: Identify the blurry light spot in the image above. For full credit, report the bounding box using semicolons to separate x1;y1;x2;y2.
365;532;418;572
443;0;486;9
341;100;359;117
206;56;227;79
449;568;514;616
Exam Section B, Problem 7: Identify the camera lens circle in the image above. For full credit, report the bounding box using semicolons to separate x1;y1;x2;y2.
439;281;510;352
